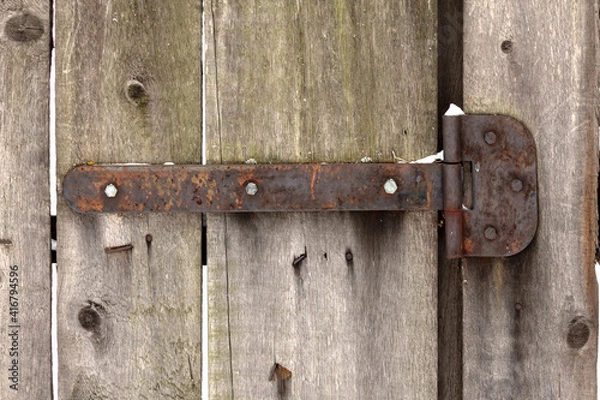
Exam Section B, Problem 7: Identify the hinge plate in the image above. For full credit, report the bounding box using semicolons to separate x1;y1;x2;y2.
62;114;537;258
443;115;537;258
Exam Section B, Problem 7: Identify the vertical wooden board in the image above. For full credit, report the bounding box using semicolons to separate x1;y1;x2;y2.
56;2;203;398
0;3;51;398
206;1;438;398
462;1;598;399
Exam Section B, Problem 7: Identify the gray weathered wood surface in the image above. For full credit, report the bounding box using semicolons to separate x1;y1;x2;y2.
205;2;438;398
0;3;51;399
461;1;598;398
56;2;203;398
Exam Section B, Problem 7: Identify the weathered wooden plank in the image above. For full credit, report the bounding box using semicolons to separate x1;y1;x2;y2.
0;3;51;398
462;1;598;398
206;1;438;398
56;2;203;398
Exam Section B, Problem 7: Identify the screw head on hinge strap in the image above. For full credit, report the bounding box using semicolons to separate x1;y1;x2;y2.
484;226;498;241
104;183;118;198
383;179;398;195
484;131;497;145
245;181;258;196
511;179;523;192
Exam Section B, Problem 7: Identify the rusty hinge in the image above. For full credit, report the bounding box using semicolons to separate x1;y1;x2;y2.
63;114;537;258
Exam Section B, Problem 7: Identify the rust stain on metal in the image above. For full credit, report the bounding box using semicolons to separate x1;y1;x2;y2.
310;165;318;201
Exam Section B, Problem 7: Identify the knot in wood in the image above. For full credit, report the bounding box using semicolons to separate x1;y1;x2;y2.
78;307;101;331
5;13;44;42
567;316;590;349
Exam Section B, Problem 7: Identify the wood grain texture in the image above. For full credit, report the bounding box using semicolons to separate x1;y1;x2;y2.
205;1;438;398
56;2;203;398
0;3;51;398
462;1;598;398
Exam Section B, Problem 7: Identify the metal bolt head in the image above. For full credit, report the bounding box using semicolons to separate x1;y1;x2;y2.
245;182;258;196
383;179;398;195
484;226;498;240
511;179;523;192
484;131;497;145
104;183;118;198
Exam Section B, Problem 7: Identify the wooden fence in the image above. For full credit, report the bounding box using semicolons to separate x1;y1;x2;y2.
0;1;597;399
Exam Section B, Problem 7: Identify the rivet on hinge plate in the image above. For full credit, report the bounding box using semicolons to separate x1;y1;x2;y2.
62;114;537;258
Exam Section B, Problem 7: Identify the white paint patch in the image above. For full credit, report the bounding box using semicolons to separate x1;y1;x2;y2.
444;103;465;116
411;150;444;164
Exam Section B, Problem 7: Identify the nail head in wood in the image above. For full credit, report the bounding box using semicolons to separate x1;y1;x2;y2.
345;250;353;262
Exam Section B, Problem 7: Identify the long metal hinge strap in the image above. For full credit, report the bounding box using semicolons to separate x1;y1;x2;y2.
62;114;538;258
63;163;444;213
